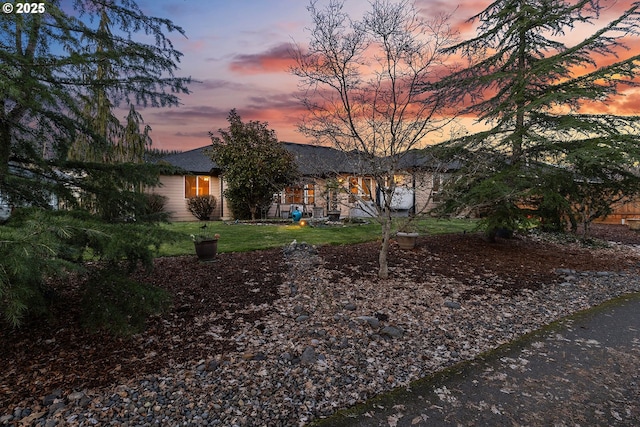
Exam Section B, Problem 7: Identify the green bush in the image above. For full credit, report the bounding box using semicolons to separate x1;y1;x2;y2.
81;267;170;336
144;193;169;220
186;195;217;220
0;208;179;330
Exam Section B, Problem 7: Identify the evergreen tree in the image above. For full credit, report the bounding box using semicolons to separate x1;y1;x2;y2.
434;0;640;237
69;10;152;166
209;110;300;221
0;0;190;211
0;0;189;329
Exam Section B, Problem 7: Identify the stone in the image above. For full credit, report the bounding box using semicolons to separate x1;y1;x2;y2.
380;326;404;338
280;352;292;361
356;316;380;328
253;352;267;361
43;389;62;406
289;284;298;296
344;302;357;311
300;346;317;364
48;402;66;414
68;391;85;401
444;301;461;309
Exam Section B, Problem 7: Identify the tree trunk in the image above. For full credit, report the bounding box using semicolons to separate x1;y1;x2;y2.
378;212;391;279
0;122;10;178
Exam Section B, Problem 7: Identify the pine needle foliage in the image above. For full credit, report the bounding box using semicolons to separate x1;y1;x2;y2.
1;0;190;219
433;0;640;237
0;208;178;331
0;0;189;332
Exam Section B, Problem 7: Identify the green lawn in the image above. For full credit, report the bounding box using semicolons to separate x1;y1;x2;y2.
157;218;478;256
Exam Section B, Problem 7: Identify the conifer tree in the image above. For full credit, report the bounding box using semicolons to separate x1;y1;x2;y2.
1;0;189;211
0;0;189;329
434;0;640;237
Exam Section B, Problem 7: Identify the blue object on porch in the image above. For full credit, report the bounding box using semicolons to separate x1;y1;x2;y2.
292;208;302;222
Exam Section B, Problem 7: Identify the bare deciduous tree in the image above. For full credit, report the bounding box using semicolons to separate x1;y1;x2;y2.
291;0;456;278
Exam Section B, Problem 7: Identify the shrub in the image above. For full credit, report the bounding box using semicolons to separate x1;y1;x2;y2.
81;267;170;336
0;208;180;329
186;195;217;220
145;193;168;215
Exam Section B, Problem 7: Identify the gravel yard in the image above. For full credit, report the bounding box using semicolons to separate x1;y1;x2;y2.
2;224;640;426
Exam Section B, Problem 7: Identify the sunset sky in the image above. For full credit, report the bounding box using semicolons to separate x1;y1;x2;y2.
134;0;638;151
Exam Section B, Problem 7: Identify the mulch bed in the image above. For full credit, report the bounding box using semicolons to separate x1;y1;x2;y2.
1;223;639;410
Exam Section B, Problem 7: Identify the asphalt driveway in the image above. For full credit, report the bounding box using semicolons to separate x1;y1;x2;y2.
314;292;640;427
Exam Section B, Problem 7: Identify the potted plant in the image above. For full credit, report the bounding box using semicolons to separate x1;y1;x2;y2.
396;223;419;250
191;232;220;261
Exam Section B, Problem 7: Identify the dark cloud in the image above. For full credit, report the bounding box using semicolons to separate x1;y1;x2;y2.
152;105;229;121
245;93;301;112
197;79;248;91
229;43;296;74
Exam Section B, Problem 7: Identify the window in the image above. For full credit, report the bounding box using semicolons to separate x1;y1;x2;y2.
305;184;315;204
283;184;315;204
185;175;211;198
348;177;373;202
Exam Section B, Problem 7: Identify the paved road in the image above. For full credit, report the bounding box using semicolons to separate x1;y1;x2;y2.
314;292;640;426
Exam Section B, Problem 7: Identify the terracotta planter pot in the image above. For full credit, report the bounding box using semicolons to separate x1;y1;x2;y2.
194;239;218;261
396;232;418;250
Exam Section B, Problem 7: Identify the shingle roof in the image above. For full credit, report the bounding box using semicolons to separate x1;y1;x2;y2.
282;142;363;175
158;142;363;175
157;142;453;176
157;146;219;174
396;149;462;172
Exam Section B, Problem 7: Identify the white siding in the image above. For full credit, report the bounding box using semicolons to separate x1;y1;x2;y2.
153;175;225;221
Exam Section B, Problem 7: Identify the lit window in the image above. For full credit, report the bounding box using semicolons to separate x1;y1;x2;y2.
283;184;315;204
185;175;211;198
305;184;315;204
349;177;372;202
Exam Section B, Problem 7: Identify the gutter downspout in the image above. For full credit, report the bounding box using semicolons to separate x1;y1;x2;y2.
220;175;224;220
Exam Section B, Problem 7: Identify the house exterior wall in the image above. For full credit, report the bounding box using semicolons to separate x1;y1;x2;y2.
269;172;443;220
153;175;225;221
267;175;380;219
413;171;447;215
268;177;332;219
